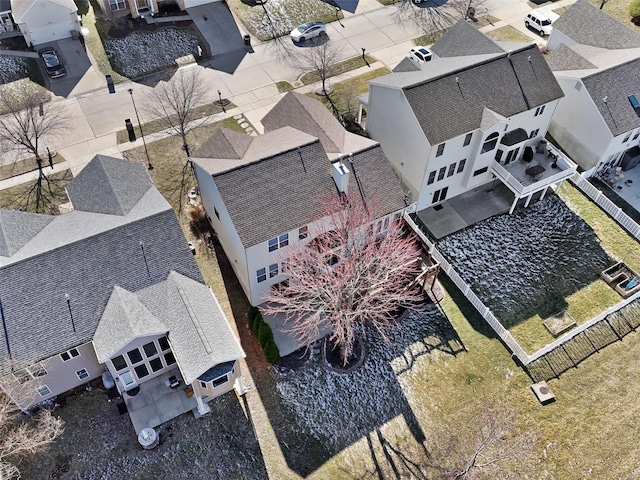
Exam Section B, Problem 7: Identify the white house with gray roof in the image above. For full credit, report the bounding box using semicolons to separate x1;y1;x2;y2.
0;155;244;432
546;0;640;181
361;21;575;218
191;92;406;307
10;0;80;46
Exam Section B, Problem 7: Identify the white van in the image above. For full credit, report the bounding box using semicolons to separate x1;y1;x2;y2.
525;10;559;36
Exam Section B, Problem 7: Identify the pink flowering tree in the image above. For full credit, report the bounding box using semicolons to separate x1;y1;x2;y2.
263;194;425;366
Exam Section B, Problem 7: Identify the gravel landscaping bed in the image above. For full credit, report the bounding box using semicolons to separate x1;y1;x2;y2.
103;28;200;78
435;194;612;327
0;56;31;84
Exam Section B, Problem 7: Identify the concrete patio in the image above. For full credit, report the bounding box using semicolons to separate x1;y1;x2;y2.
122;369;197;433
602;162;640;212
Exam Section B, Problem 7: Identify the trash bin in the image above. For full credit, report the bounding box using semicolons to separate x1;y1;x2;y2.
244;34;251;46
125;119;136;142
70;29;79;40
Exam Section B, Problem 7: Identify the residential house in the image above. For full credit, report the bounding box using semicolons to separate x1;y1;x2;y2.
0;0;18;40
546;0;640;183
190;92;406;307
10;0;80;46
360;21;575;226
0;155;245;432
100;0;218;19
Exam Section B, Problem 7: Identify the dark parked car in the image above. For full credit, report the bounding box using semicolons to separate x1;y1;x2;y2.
38;47;66;79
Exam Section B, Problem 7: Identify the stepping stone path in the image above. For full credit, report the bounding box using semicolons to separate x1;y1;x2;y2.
234;114;255;136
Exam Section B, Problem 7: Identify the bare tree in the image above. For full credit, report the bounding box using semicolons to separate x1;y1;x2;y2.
0;81;70;212
426;403;537;479
145;68;208;157
396;0;489;35
263;193;424;366
600;0;609;9
292;41;344;97
0;391;64;480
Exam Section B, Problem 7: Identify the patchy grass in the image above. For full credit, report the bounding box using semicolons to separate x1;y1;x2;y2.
471;14;500;28
413;29;447;46
588;0;640;32
276;80;294;93
0;170;73;214
299;55;376;85
0;154;65;181
487;25;534;43
85;0;126;81
310;67;391;118
115;103;233;144
226;0;340;41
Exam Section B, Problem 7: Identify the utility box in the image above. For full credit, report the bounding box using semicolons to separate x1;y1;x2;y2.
125;119;136;142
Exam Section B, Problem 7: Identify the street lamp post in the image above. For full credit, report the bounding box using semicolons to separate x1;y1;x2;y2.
128;88;153;170
217;90;226;113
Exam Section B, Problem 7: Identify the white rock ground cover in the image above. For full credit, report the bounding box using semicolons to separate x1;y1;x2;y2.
435;194;611;327
104;29;199;78
0;55;30;84
243;0;337;40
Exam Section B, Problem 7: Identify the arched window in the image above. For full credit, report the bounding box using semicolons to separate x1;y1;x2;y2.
481;132;499;153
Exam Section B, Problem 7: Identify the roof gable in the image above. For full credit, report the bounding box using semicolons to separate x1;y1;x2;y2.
261;91;346;153
552;0;640;50
546;43;597;71
10;0;76;21
0;210;54;257
431;20;505;57
66;155;153;216
192;128;252;159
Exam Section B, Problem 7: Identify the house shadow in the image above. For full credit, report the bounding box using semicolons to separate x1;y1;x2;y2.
41;37;92;98
321;0;360;14
210;240;465;477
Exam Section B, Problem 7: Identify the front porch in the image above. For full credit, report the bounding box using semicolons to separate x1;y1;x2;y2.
122;369;198;433
491;142;577;214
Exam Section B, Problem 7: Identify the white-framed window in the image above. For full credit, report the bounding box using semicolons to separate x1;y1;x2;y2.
37;385;52;397
457;159;466;173
427;171;436;185
534;105;546;116
76;368;90;380
481;132;499;153
15;364;49;384
212;374;228;388
447;163;456;177
269;263;278;278
200;381;207;389
632;131;639;141
437;167;446;181
257;268;267;283
436;143;445;157
623;133;631;143
463;132;473;147
530;129;539;139
298;226;308;240
473;167;489;176
268;233;289;252
60;348;80;362
109;0;126;10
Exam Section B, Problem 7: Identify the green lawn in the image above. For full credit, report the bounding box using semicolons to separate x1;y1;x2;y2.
300;55;376;86
85;0;125;81
487;25;534;43
588;0;640;32
0;170;73;214
0;154;65;181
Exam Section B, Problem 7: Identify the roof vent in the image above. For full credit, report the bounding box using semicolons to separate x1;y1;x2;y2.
332;160;349;194
629;95;640;116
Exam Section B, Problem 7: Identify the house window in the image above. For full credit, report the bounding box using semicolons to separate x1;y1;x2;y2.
436;143;445;157
427;171;436;185
534;105;546;116
495;149;504;162
212;374;228;388
112;355;127;371
109;0;126;10
13;369;32;385
463;133;473;147
623;133;631;143
37;385;52;397
60;348;80;362
298;226;308;240
473;167;489;176
143;342;157;358
481;133;499;153
214;207;220;220
200;381;208;389
164;352;176;366
530;129;539;139
447;163;456;177
76;369;89;380
268;233;289;252
158;336;170;352
134;364;149;379
633;131;639;141
432;187;448;203
269;263;278;278
437;167;446;181
150;358;163;372
257;268;267;283
504;148;520;165
127;348;143;365
457;159;466;173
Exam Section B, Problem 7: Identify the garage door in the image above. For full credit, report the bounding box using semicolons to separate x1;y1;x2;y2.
184;0;222;8
29;22;74;46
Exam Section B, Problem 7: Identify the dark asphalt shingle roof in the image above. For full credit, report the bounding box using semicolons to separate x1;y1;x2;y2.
0;210;53;257
401;45;564;145
551;0;640;49
582;57;640;136
431;20;505;58
10;0;76;21
0;156;203;373
0;0;11;12
546;43;597;71
207;133;405;248
393;57;421;73
192;127;252;159
261;91;346;153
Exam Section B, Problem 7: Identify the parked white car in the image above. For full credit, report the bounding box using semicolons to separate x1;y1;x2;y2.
408;46;433;64
525;10;560;36
290;22;327;42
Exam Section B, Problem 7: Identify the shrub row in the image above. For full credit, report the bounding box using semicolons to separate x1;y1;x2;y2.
247;307;280;364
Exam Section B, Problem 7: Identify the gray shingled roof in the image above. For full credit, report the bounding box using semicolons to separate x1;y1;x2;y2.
546;43;597;71
94;273;244;385
66;155;153;216
192;128;252;159
393;57;421;73
400;45;564;145
431;20;505;58
582;58;640;137
0;0;11;12
551;0;640;50
198;130;405;248
261;91;346;153
0;156;203;374
10;0;76;21
0;210;53;257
